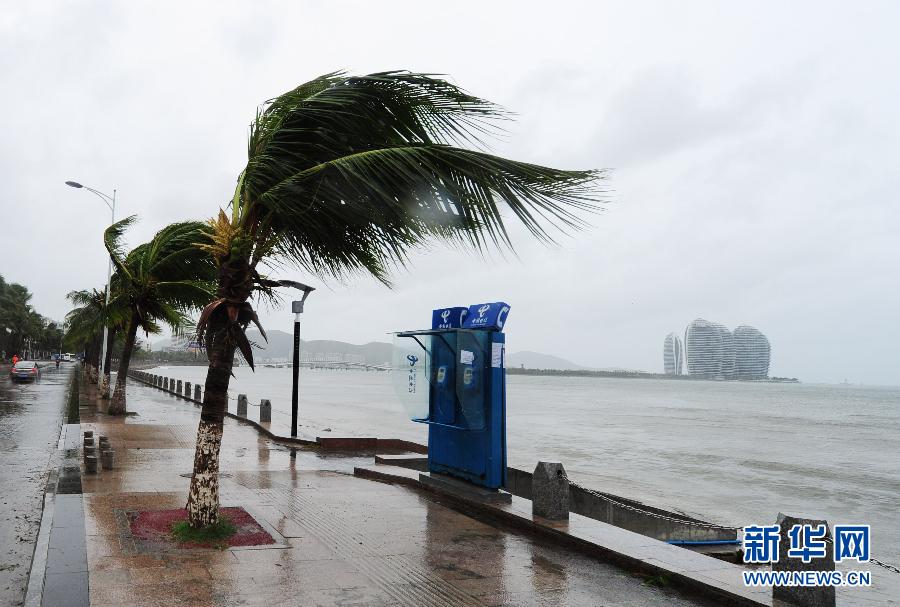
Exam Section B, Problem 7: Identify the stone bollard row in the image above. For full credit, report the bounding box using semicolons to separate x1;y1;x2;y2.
100;449;114;470
83;430;114;474
137;372;282;426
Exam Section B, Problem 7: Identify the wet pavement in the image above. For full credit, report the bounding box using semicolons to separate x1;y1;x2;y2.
0;363;72;607
75;378;717;607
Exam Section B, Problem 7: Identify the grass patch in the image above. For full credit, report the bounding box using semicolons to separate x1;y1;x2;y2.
640;573;672;588
170;517;236;548
66;369;81;423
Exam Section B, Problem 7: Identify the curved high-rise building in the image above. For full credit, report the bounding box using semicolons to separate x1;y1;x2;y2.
663;333;683;375
684;318;732;379
733;325;771;379
719;325;735;380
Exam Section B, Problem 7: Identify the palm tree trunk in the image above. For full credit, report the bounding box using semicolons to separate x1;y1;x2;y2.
89;335;101;383
186;334;236;528
109;315;139;415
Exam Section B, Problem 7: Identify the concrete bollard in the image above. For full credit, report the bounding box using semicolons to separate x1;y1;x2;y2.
237;394;248;417
260;399;272;423
532;461;569;520
194;385;201;402
184;382;191;398
84;455;98;474
773;513;835;607
100;450;114;470
176;380;182;394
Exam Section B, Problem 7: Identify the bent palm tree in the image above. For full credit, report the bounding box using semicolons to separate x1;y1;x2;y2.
104;217;217;415
187;71;605;527
64;288;119;383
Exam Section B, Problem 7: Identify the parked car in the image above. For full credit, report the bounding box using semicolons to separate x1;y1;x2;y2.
10;361;41;382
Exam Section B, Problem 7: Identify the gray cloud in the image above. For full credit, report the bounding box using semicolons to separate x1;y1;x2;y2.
1;1;897;384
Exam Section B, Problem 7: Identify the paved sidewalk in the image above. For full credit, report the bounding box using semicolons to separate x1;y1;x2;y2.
78;380;716;607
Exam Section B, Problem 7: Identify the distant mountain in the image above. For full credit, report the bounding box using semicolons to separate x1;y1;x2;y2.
246;330;393;365
153;332;586;370
506;350;586;370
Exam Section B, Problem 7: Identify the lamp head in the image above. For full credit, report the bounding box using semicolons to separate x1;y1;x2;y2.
281;280;315;315
65;181;83;188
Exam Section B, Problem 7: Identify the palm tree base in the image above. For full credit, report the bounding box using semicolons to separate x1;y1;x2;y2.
99;375;111;399
108;385;127;415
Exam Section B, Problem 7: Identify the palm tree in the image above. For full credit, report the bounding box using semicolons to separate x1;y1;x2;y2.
64;289;115;382
103;217;217;414
0;277;37;358
186;71;604;528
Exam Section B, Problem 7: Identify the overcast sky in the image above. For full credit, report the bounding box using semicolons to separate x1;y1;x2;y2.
1;1;897;385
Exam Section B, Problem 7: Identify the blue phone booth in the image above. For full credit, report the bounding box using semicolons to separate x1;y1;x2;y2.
394;302;510;489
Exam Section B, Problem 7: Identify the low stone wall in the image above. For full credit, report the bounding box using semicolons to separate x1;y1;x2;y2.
506;467;737;543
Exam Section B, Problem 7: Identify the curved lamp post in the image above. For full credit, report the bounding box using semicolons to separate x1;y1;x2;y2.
283;281;316;438
65;180;116;387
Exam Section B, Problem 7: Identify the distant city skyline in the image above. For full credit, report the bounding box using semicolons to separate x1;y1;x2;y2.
668;319;771;380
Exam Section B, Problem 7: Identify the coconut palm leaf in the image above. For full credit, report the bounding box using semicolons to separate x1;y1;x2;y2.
96;220;218;413
104;216;140;280
230;71;603;284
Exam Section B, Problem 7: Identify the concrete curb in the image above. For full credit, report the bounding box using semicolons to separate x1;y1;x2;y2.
24;401;89;606
23;481;56;607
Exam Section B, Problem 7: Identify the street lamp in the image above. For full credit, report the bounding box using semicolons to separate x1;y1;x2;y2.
287;282;316;438
65;180;116;390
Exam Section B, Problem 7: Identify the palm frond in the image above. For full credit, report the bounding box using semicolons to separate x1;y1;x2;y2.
104;216;139;280
234;71;605;284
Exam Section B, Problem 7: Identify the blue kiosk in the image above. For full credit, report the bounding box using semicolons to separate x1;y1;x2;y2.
394;302;510;492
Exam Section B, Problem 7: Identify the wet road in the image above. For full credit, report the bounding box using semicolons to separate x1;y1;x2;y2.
0;363;72;607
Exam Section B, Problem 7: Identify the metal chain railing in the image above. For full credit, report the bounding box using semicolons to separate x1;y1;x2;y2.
820;536;900;574
568;476;900;574
567;479;739;532
869;557;900;574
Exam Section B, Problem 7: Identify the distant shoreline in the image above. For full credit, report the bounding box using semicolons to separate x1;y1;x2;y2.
506;367;800;383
